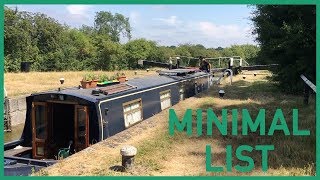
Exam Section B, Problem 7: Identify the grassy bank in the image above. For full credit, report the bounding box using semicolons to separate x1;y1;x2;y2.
36;72;315;176
4;70;157;97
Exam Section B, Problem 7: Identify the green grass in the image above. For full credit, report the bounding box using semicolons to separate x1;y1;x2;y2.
193;76;316;175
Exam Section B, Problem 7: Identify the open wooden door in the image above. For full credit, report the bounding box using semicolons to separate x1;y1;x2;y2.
32;102;48;159
74;105;89;152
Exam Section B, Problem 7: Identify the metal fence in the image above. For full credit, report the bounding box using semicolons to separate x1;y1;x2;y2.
300;74;316;105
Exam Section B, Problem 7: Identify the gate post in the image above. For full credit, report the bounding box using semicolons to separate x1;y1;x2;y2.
4;98;11;132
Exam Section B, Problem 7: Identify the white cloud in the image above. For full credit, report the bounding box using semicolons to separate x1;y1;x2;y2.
153;16;181;26
198;21;247;39
65;5;92;27
133;18;255;47
66;5;91;15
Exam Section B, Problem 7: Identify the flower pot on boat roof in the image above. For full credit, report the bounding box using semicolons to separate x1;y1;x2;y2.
81;73;98;89
97;74;114;87
116;73;127;83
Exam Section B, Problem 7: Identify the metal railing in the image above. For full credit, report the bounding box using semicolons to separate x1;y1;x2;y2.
300;74;316;105
216;69;233;85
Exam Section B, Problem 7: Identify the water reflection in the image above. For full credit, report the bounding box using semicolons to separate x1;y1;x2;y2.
4;123;24;143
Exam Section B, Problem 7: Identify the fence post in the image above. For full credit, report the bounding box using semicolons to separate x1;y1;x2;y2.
4;97;11;132
228;57;234;69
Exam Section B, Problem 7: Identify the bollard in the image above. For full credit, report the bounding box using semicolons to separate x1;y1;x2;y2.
219;90;225;98
60;78;65;84
120;145;137;170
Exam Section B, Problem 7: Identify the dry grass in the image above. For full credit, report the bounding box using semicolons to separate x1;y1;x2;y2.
4;70;158;97
35;71;315;176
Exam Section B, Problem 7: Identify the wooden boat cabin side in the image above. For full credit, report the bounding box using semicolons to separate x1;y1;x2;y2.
4;70;211;162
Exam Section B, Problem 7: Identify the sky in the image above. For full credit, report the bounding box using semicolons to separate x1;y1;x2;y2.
8;5;257;48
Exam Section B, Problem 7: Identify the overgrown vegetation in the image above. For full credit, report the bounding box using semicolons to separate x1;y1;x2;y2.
4;6;259;72
251;5;316;93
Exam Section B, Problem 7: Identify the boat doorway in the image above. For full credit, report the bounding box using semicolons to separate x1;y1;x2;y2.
50;103;75;158
31;102;89;160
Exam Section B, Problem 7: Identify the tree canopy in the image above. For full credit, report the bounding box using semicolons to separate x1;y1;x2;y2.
251;5;316;93
4;6;259;73
94;11;131;42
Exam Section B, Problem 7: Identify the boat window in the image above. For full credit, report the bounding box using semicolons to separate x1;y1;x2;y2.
36;146;44;156
76;108;87;146
160;90;171;110
32;102;48;159
35;105;46;139
123;99;143;128
74;105;89;152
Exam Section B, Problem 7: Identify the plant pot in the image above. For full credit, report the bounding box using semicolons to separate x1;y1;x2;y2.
81;80;92;89
80;80;98;89
117;76;126;83
91;80;98;88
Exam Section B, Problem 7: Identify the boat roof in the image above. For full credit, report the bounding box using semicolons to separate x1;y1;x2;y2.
158;68;201;75
31;70;209;103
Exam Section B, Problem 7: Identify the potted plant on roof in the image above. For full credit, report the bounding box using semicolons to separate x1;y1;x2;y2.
91;74;99;87
117;72;127;83
97;74;109;87
110;75;117;82
81;73;98;89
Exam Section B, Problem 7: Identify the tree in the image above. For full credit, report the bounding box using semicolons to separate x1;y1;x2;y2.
251;5;316;93
79;25;95;36
4;7;39;72
147;45;176;63
4;6;262;73
124;39;155;69
58;29;96;71
219;45;260;64
94;11;131;42
174;45;191;57
32;13;66;71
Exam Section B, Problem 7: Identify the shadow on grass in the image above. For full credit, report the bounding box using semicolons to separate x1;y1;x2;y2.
109;165;125;172
203;79;281;101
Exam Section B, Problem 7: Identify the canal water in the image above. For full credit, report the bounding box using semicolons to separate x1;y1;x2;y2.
4;123;24;143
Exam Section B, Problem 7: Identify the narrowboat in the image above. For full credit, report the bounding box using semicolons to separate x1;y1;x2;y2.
4;67;215;176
